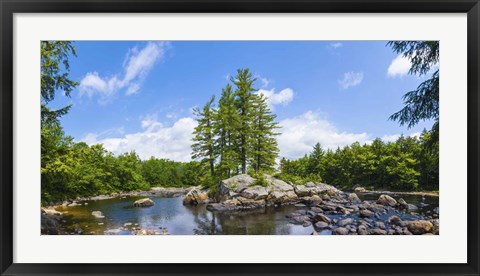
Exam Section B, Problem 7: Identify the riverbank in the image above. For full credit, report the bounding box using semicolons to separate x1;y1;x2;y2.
44;186;194;208
353;187;439;197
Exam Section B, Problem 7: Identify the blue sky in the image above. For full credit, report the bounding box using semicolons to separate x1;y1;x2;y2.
50;41;434;162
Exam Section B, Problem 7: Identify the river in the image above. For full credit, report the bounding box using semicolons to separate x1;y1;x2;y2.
53;193;438;235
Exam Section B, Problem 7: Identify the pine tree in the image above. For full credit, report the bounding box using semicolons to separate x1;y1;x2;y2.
307;142;324;176
249;93;280;172
191;96;217;177
231;69;256;174
214;84;239;178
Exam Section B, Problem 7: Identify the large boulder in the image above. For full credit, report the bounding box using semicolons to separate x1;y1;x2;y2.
41;213;60;235
377;194;397;207
217;174;256;200
407;220;434;235
183;187;210;205
133;198;155;207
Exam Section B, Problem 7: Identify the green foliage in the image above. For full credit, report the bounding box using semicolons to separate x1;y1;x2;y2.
250;171;269;187
387;41;439;143
279;132;438;191
192;95;217;177
41;41;78;127
142;157;204;187
192;68;281;181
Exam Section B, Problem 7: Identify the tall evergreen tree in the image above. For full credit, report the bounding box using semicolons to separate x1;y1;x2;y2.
231;68;257;174
214;84;239;178
249;93;280;172
191;96;217;177
387;41;439;144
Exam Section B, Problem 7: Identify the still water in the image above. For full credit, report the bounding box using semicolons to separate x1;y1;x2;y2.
55;194;438;235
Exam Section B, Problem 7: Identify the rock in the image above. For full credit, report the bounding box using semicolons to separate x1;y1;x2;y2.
183;188;210;205
302;195;322;206
41;213;59;235
290;215;310;225
407;220;434;235
388;215;402;226
266;191;287;203
305;182;315;188
407;204;419;211
312;213;331;223
377;194;397;207
370;228;387;235
133;198;155;207
237;197;266;209
354;187;367;193
68;202;81;207
91;211;105;218
333;227;349;235
430;219;439;235
347;193;361;203
397;198;408;209
41;208;62;216
134;229;158;235
310;231;318;235
74;226;83;234
124;222;132;227
302;221;312;227
337;218;353;227
310;207;323;213
357;224;368;235
150;187;189;197
359;209;374;218
217;174;256;200
314;221;329;229
241;186;268;200
374;221;386;229
265;175;295;192
294;185;310;197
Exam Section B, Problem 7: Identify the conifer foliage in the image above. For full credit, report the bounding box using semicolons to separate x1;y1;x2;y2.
191;68;281;178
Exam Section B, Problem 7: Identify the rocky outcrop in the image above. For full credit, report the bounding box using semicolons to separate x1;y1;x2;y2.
183;187;210;205
207;174;341;212
150;187;190;197
133;198;155;207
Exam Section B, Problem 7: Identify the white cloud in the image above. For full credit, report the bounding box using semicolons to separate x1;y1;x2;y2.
387;55;411;77
338;71;364;89
256;88;294;109
329;42;343;49
277;111;369;159
259;77;270;88
380;134;401;143
79;42;168;102
82;116;197;162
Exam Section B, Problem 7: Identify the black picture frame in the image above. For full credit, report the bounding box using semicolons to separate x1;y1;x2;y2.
1;0;479;275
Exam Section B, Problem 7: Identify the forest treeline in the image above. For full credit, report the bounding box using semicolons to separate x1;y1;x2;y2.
42;125;204;203
277;132;439;191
